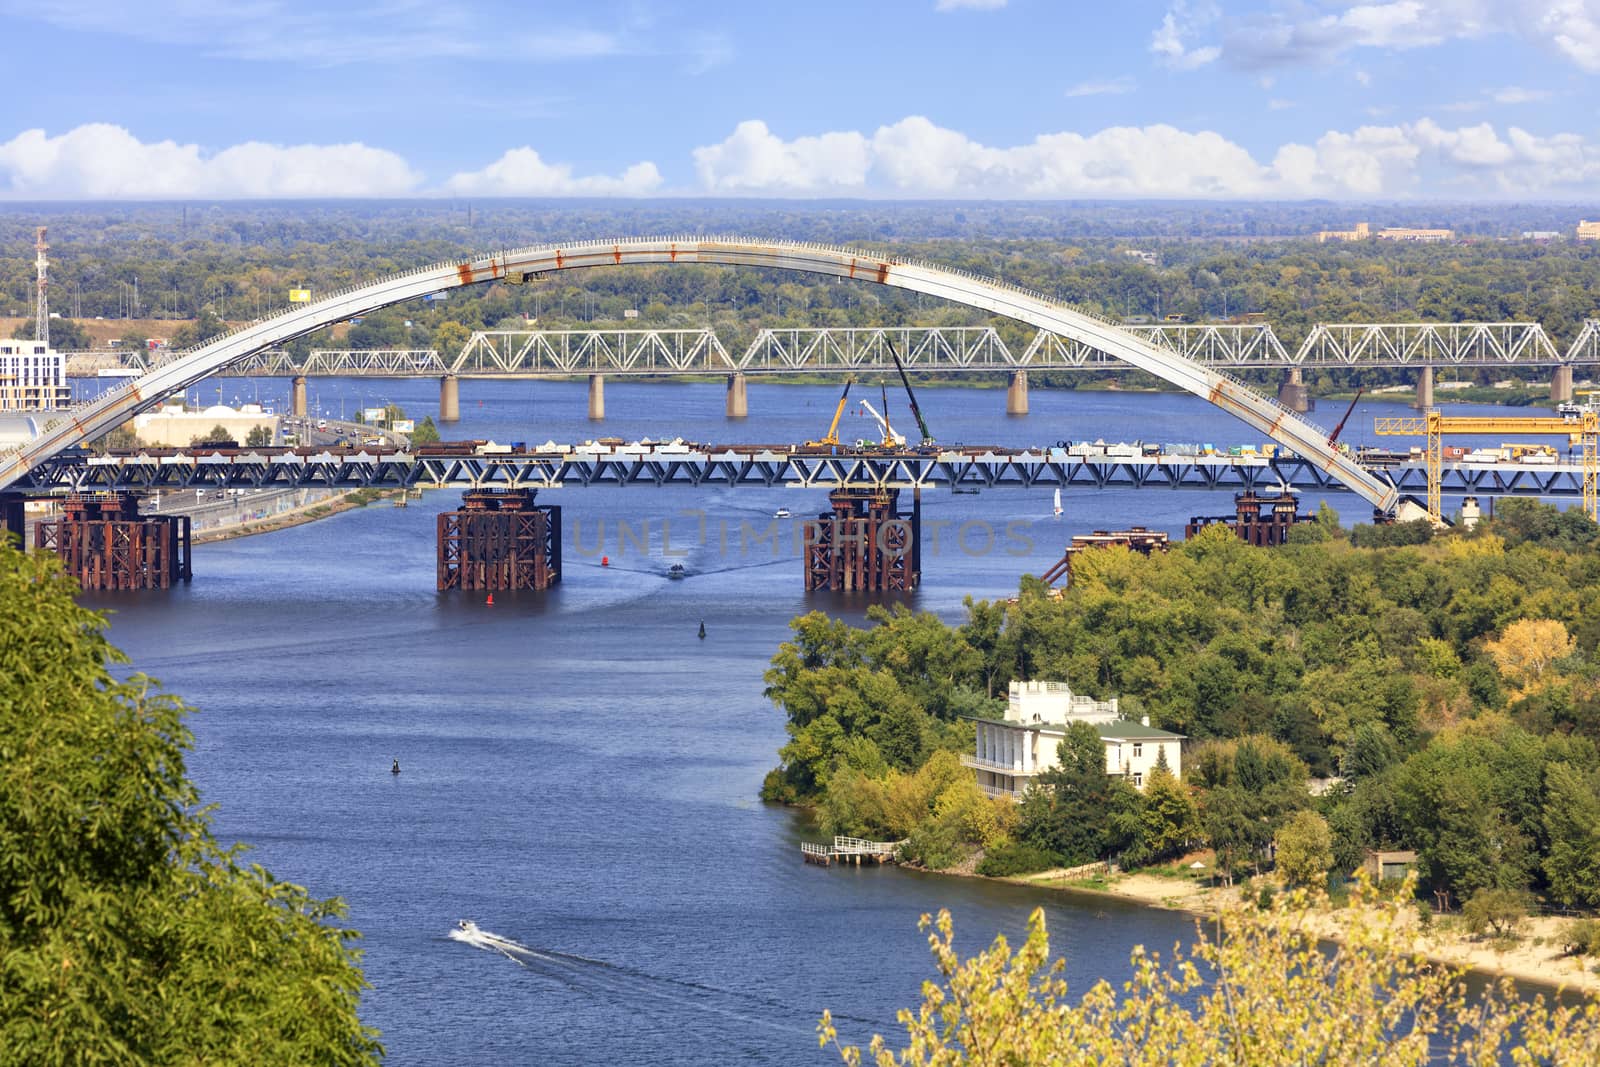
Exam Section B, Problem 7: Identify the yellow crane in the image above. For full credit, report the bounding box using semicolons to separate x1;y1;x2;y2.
1373;410;1598;523
805;377;854;449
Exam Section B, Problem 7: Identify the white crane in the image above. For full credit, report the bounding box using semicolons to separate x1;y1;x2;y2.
857;398;906;446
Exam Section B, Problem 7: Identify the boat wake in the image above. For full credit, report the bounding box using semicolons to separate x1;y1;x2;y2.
445;920;887;1035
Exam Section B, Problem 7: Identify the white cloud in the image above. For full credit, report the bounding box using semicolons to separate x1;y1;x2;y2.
1217;0;1600;73
690;115;1600;199
692;120;872;193
1268;98;1295;110
934;0;1006;9
0;124;421;198
443;149;662;196
1151;2;1221;69
1065;76;1136;97
1491;85;1552;103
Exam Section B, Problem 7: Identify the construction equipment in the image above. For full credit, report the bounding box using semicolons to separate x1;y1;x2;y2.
1374;410;1598;523
1327;388;1364;446
806;377;854;449
858;383;905;447
885;338;934;446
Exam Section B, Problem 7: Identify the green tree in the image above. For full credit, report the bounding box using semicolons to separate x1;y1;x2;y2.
1542;762;1600;908
1131;764;1199;863
1462;887;1531;941
1274;810;1334;887
190;423;235;446
411;414;442;444
0;542;381;1064
245;424;273;447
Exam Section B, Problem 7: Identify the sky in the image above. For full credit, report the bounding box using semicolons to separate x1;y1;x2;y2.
1;0;1598;201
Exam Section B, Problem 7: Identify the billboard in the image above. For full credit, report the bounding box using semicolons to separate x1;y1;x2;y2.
362;407;388;423
289;289;312;303
392;419;415;433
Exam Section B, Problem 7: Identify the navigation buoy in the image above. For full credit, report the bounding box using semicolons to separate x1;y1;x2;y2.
391;759;400;775
602;556;610;567
698;620;707;640
486;593;495;606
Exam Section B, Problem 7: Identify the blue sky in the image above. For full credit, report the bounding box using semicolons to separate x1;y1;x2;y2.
1;0;1597;199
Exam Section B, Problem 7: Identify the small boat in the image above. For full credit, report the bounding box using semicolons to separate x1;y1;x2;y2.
773;507;791;519
667;563;687;580
1053;488;1063;517
952;487;980;495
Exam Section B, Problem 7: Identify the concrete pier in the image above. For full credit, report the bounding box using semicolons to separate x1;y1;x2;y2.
439;374;460;423
588;374;605;420
291;376;308;418
1414;366;1434;411
1552;364;1575;406
1277;367;1310;413
1006;369;1029;416
725;372;748;418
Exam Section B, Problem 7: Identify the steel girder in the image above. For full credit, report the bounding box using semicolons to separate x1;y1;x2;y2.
453;329;732;375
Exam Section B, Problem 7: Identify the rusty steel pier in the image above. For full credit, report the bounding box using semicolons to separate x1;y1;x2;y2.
802;488;921;592
1185;491;1313;546
436;488;561;592
34;492;191;590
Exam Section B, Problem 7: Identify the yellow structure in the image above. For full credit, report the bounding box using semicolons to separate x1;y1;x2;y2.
1316;221;1453;243
1374;411;1598;524
1578;220;1600;241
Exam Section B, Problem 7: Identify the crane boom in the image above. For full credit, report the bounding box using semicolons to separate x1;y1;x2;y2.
806;377;854;448
858;398;905;446
885;338;933;445
1327;388;1364;446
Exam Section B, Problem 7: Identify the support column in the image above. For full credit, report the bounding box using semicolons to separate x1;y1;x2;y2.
290;375;308;418
725;372;748;418
1552;364;1575;406
1;493;24;548
1006;369;1029;416
1277;367;1310;413
439;374;460;423
1414;365;1435;411
588;374;605;421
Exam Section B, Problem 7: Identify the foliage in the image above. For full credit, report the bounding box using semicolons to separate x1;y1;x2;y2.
1274;810;1334;887
0;541;380;1063
411;414;442;444
820;879;1600;1066
1462;888;1532;941
1542;761;1600;908
245;424;273;447
1564;919;1600;957
1485;618;1575;695
975;842;1064;878
189;423;235;446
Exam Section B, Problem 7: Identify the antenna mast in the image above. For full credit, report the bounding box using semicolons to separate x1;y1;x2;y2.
34;226;49;347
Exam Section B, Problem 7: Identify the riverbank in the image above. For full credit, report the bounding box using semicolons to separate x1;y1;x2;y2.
191;487;406;544
995;862;1600;996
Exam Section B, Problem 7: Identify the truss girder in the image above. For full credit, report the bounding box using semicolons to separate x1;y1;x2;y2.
739;327;1012;372
1295;322;1562;367
451;329;733;375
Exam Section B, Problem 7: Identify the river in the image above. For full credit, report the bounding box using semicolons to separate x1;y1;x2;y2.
83;378;1557;1064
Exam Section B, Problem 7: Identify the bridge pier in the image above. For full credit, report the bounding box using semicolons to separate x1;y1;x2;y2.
588;374;605;420
35;493;191;590
1552;364;1575;406
437;488;561;591
1414;366;1434;411
1;493;24;548
1277;368;1310;413
291;375;308;418
439;374;460;423
725;372;748;418
1006;370;1029;416
802;488;920;592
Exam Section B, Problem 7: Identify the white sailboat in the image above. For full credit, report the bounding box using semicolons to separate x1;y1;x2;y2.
1053;488;1063;517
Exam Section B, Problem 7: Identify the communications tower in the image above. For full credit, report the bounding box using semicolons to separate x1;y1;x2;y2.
34;226;49;348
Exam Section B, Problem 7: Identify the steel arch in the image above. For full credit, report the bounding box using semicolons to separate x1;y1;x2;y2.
0;236;1399;511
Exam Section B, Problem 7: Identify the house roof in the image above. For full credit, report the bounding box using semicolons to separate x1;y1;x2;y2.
1095;722;1186;741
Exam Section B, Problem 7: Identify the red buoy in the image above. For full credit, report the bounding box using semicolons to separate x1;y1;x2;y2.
602;556;610;567
486;593;495;605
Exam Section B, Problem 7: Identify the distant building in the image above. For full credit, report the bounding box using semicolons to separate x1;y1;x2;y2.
1522;231;1562;241
1362;849;1417;880
130;403;278;447
963;680;1184;799
1578;220;1600;241
1316;221;1453;243
1122;249;1159;266
0;339;68;411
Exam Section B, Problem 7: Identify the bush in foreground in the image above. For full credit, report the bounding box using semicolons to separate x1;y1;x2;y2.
0;541;381;1064
820;878;1600;1065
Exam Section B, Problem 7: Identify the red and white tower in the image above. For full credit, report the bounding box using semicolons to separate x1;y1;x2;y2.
34;226;49;348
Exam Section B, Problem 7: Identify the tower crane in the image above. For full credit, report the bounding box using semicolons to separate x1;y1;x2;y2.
1373;410;1598;524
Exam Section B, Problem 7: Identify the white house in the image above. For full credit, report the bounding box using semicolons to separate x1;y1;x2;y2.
963;680;1184;799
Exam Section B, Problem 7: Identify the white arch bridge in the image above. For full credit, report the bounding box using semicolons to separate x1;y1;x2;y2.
0;236;1402;514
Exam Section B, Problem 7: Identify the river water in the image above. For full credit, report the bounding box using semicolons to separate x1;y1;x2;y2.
85;379;1552;1064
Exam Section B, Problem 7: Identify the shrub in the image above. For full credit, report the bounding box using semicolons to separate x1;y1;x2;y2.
1565;918;1600;957
977;841;1064;878
1462;887;1531;941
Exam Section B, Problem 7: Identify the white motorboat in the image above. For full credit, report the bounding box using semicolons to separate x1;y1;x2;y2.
774;507;791;519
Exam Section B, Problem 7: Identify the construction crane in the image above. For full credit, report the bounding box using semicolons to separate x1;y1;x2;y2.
1374;410;1598;523
1327;389;1364;446
805;377;854;449
858;392;906;447
885;338;934;446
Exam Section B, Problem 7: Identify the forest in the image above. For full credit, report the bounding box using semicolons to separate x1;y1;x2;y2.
761;499;1600;920
5;201;1600;397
